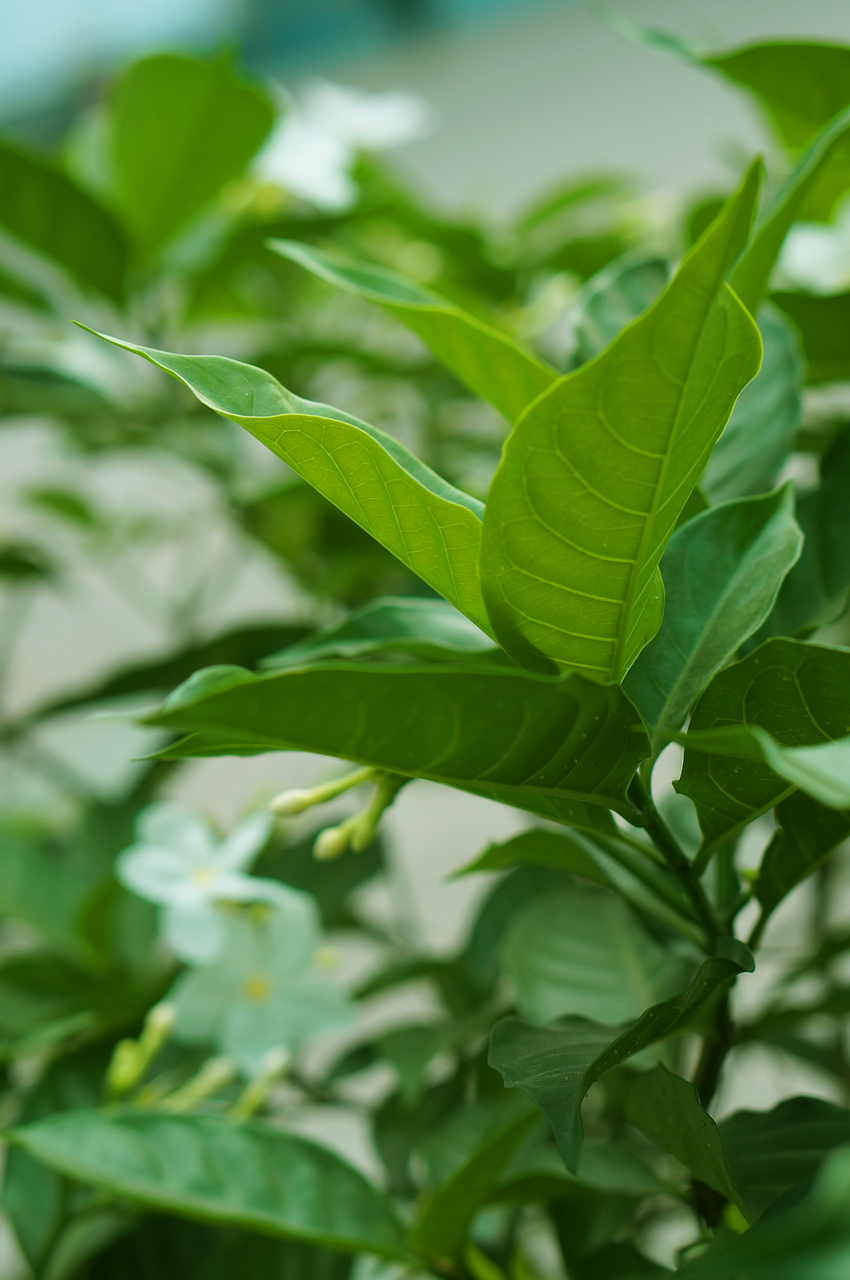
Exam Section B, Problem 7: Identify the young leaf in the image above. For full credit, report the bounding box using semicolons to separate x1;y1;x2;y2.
622;1065;752;1221
408;1108;537;1262
5;1110;410;1261
624;486;802;749
773;289;850;384
109;53;275;253
701;307;803;502
676;639;850;857
497;883;688;1024
145;660;650;828
268;240;556;424
262;597;500;670
719;1095;850;1217
80;331;490;632
0;142;127;301
488;957;745;1172
479;164;762;682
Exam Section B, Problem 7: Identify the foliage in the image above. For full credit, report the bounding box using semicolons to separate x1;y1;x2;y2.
5;28;850;1280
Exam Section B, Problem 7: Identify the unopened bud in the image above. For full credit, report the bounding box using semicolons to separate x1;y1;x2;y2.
270;767;374;818
138;1002;176;1059
105;1039;141;1100
161;1056;236;1113
314;819;355;860
104;1002;176;1101
229;1047;290;1121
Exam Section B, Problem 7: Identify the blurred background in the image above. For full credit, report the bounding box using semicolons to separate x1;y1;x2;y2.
3;0;850;1209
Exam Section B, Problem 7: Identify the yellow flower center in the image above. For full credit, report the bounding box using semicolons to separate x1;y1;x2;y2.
191;866;217;887
243;973;273;1003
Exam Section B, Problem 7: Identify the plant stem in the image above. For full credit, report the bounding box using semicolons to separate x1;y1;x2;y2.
692;991;734;1108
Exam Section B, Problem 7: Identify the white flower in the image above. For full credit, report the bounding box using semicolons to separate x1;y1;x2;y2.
116;802;298;964
167;903;353;1077
255;79;429;212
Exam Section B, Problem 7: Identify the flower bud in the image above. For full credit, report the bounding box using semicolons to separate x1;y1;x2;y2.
162;1055;236;1112
229;1046;290;1120
270;767;375;818
314;820;354;860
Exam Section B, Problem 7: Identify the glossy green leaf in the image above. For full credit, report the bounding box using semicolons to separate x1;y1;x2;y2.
262;597;499;670
82;330;490;632
701;307;803;502
5;1110;409;1261
625;486;802;748
269;240;556;424
720;1096;850;1217
488;957;744;1172
455;827;611;884
773;289;850;384
676;639;850;856
677;1147;850;1278
497;883;687;1023
755;790;850;918
622;1065;751;1220
570;256;669;365
0;142;127;301
408;1107;537;1261
754;426;850;643
109;53;275;252
144;660;650;828
480;165;762;682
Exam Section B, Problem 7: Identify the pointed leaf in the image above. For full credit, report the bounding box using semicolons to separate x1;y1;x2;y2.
676;639;850;856
488;957;745;1172
109;53;275;252
622;1065;752;1220
4;1110;409;1261
144;660;650;828
480;165;762;682
81;330;490;631
455;828;612;884
755;791;850;918
773;289;850;384
625;486;802;748
269;240;556;424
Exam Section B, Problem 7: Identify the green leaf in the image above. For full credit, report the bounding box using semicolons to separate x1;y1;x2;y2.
145;660;650;827
624;486;802;748
109;53;275;252
488;957;745;1172
479;164;762;682
268;240;556;424
773;289;850;384
676;639;850;856
81;330;490;632
676;1147;850;1278
5;1110;410;1261
622;1065;751;1220
570;256;670;365
454;827;611;884
262;597;499;670
493;1134;667;1203
497;883;687;1024
755;791;850;918
408;1107;537;1262
701;307;803;502
719;1095;850;1217
0;142;127;301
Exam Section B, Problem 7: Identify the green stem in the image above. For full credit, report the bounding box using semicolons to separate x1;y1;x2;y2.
692;991;734;1108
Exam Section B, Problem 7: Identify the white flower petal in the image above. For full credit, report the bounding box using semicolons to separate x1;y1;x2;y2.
215;811;273;871
135;801;215;861
116;845;200;905
161;902;226;964
301;79;430;149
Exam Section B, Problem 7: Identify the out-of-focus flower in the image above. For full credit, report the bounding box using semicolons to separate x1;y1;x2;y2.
116;802;296;964
255;79;430;212
167;903;352;1077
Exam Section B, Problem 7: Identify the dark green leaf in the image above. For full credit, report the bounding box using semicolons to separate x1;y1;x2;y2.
488;957;744;1171
755;791;850;918
82;330;490;631
497;883;687;1024
145;660;649;827
5;1110;410;1260
773;289;850;384
676;639;850;857
0;540;57;582
493;1134;666;1203
255;825;384;930
479;165;762;681
701;307;803;502
269;240;556;424
109;53;274;252
625;486;802;748
622;1065;751;1219
0;141;127;300
454;828;611;884
720;1095;850;1216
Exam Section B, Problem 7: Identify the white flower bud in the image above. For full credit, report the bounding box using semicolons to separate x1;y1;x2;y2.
314;822;352;860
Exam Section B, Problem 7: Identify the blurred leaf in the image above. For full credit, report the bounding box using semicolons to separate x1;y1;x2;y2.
6;1110;410;1260
85;331;491;632
701;306;803;503
625;486;802;748
494;1133;666;1203
26;487;103;529
109;52;275;253
0;141;127;300
145;660;650;828
772;289;850;383
755;790;850;918
497;882;687;1024
0;540;57;582
269;240;556;424
719;1095;850;1217
455;827;611;883
677;639;850;857
255;826;384;930
622;1065;751;1219
570;256;669;365
479;166;761;681
488;957;745;1172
